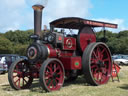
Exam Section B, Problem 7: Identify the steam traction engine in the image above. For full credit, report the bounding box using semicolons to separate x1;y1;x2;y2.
8;5;118;92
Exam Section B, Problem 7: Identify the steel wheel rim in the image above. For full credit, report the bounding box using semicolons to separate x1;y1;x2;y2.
12;60;33;89
90;44;112;85
43;61;64;91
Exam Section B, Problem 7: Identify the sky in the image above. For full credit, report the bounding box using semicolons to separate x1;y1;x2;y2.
0;0;128;33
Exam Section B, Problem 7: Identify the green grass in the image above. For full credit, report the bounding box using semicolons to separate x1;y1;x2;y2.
0;66;128;96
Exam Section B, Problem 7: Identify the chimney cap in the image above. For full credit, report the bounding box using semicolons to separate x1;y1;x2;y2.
32;5;44;11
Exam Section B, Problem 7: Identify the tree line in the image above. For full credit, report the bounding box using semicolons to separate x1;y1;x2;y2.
0;29;128;56
0;30;33;55
96;30;128;55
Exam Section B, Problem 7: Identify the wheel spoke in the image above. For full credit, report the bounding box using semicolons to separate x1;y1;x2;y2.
45;71;50;74
101;74;107;81
99;72;102;81
100;54;103;60
45;75;52;79
48;80;53;88
47;66;53;73
53;63;57;72
45;70;51;77
94;72;102;82
101;48;105;54
96;46;100;58
92;68;98;75
97;72;100;80
50;64;53;71
15;78;20;84
98;47;103;60
18;78;20;88
54;65;61;72
102;58;109;62
23;78;28;84
57;71;62;75
100;68;107;81
91;64;97;69
91;58;97;64
56;77;60;81
92;51;98;59
52;83;54;88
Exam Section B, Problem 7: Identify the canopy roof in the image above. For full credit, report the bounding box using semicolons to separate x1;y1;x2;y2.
50;17;118;29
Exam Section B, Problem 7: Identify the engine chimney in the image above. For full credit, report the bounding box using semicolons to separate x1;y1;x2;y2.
32;5;44;37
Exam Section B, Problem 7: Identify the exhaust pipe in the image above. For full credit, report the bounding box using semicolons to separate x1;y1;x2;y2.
32;5;44;37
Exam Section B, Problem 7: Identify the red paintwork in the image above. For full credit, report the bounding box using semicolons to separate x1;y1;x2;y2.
80;33;96;51
112;63;121;77
58;36;62;41
63;37;76;50
46;44;74;58
59;57;81;70
46;44;57;58
84;20;117;28
59;51;73;57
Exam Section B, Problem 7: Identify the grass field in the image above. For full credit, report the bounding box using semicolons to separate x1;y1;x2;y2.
0;66;128;96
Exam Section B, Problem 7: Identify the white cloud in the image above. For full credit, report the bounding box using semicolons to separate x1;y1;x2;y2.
0;0;92;32
1;0;128;33
0;0;127;33
43;0;92;25
0;0;28;32
26;0;48;7
92;18;128;32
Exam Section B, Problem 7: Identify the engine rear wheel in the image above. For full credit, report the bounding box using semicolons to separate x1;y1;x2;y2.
82;42;112;85
8;59;33;90
39;58;65;92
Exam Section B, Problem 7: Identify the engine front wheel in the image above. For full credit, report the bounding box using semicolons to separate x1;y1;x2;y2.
8;59;33;90
39;58;65;92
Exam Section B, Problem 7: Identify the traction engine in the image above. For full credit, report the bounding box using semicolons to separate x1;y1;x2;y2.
8;4;118;92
